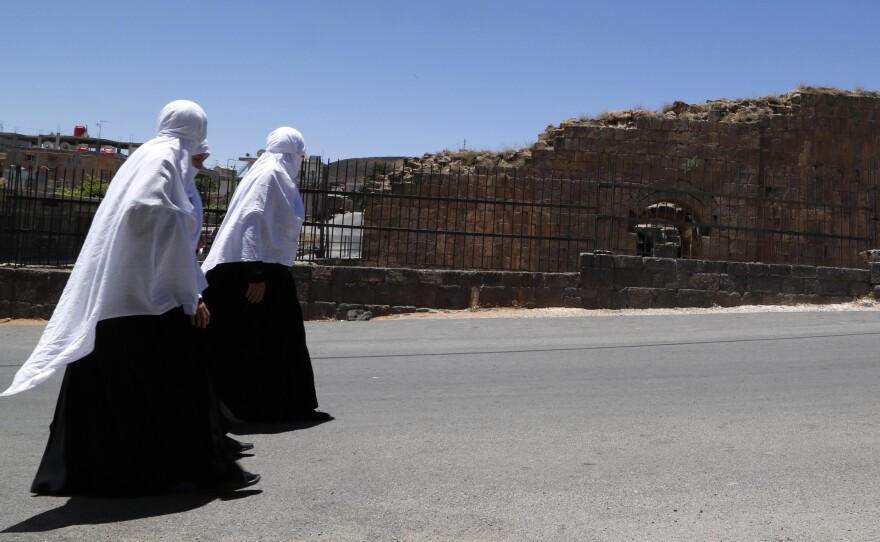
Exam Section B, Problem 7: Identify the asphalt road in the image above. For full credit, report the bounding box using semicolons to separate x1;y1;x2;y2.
1;310;880;541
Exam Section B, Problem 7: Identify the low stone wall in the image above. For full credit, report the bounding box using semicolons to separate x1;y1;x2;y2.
0;268;70;319
2;254;877;321
290;265;580;320
579;253;874;309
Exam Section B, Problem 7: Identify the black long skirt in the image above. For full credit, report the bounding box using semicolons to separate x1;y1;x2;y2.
31;308;245;496
202;262;319;422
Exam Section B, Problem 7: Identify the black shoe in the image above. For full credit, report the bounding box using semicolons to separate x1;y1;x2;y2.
195;470;261;493
293;410;333;422
213;471;261;493
223;435;254;454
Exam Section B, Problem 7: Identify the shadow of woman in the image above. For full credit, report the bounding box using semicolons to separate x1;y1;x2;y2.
2;490;260;533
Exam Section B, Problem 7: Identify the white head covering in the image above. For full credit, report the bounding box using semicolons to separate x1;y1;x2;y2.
201;127;306;273
2;100;209;396
184;140;209;245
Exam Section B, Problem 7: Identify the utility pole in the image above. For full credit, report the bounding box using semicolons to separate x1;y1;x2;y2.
96;120;110;140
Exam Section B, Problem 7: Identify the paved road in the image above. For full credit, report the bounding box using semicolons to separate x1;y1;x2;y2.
1;310;880;541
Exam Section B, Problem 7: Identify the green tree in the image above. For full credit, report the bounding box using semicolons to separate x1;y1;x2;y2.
56;175;109;199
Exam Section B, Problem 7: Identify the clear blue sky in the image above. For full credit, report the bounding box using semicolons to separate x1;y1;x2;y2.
4;0;880;168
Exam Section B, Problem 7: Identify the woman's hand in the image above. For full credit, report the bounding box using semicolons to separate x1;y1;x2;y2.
192;299;210;328
246;281;266;303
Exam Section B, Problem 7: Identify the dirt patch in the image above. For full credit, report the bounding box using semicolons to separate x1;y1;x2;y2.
4;298;879;325
372;298;880;320
0;318;48;326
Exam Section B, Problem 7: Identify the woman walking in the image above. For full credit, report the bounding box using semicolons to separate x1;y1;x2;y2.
1;100;259;496
201;127;330;423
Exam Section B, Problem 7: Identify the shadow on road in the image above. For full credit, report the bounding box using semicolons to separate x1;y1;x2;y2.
232;416;334;436
2;490;261;533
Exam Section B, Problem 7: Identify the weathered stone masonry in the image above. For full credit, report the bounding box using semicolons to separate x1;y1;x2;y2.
3;256;875;321
365;89;880;271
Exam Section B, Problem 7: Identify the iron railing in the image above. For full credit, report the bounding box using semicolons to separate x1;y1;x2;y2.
1;157;878;271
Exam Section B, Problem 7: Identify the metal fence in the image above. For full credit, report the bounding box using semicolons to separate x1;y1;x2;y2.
2;157;878;271
0;165;107;266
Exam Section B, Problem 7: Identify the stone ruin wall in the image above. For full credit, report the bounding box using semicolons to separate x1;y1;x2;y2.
363;88;880;271
362;171;597;272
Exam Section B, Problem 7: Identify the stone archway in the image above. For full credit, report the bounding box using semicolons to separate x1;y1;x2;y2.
632;202;700;258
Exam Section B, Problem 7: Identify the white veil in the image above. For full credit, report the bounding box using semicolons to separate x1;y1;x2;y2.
201;127;306;273
2;100;209;396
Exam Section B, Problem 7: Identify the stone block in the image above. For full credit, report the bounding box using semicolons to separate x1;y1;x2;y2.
714;292;742;307
622;287;654;309
651;271;669;288
614;255;644;269
332;267;358;284
842;268;870;282
440;271;467;287
386;268;419;284
718;274;736;291
475;285;510;308
365;304;392;317
792;265;818;278
747;263;770;276
579;253;598;271
392;306;417;314
596;254;615;269
688;273;720;291
295;280;309;302
470;271;504;286
14;303;39;319
653;289;677;308
359;268;389;283
615;268;652;288
378;282;412;305
870;263;880;284
0;275;13;308
307;279;332;302
780;278;804;294
509;287;537;309
562;295;584;308
309;265;334;282
335;303;364;320
817;280;849;295
542;273;579;289
343;282;375;304
676;289;714;308
704;260;729;274
289;265;312;281
644;257;676;273
416;270;444;285
675;259;702;276
749;275;782;293
741;292;759;305
581;268;614;288
437;285;470;309
609;292;629;310
579;289;611;309
727;262;749;275
849;281;872;296
816;267;847;281
532;287;565;308
767;264;792;277
501;273;534;288
418;286;439;308
770;293;801;306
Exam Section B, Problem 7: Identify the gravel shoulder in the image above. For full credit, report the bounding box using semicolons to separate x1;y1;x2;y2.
372;296;880;320
4;297;879;327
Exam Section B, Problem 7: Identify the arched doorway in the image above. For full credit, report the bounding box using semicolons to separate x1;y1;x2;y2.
632;202;700;258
